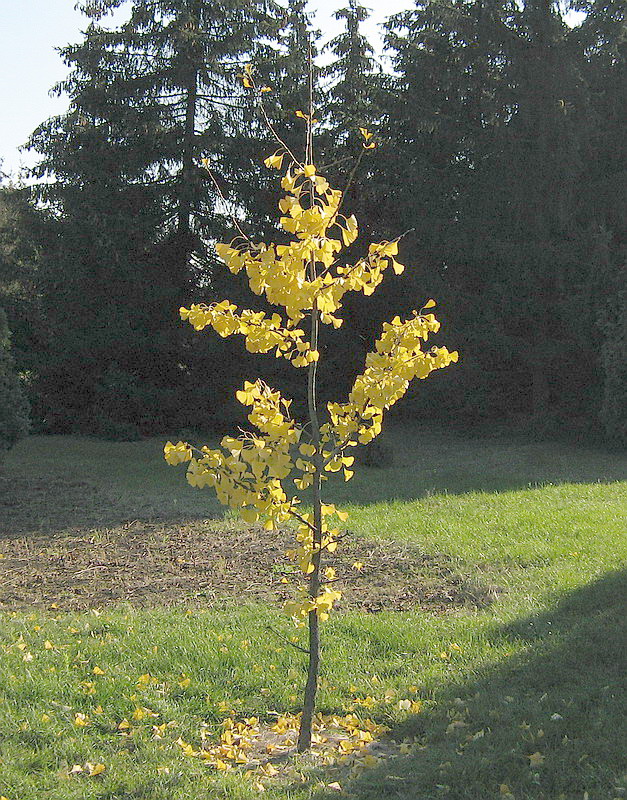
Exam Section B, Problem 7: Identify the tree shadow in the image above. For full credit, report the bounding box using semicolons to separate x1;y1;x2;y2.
1;426;625;538
326;424;627;506
315;569;627;799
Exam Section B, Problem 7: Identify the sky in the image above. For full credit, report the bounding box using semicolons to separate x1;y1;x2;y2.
0;0;415;179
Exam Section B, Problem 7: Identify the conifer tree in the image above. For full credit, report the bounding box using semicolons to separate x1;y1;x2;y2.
324;0;381;146
27;0;282;432
382;0;604;425
0;308;30;454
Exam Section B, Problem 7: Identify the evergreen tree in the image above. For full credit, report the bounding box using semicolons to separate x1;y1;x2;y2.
573;0;626;441
0;184;47;379
27;0;282;434
317;2;385;402
382;0;617;428
324;0;380;144
0;307;30;454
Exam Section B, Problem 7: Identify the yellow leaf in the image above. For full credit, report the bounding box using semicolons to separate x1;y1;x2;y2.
423;298;436;309
240;507;259;524
44;640;54;650
73;713;90;727
527;751;544;767
263;152;284;170
87;763;106;776
92;666;105;675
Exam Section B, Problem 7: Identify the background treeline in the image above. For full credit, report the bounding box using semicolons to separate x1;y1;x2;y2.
1;0;625;448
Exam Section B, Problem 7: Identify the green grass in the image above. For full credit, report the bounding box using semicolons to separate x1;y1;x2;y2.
1;426;625;799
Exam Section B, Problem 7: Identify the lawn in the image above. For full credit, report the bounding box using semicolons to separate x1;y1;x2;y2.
0;426;625;799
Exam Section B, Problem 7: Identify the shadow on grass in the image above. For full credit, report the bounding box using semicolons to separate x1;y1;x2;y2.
1;427;625;537
317;570;627;799
326;425;627;507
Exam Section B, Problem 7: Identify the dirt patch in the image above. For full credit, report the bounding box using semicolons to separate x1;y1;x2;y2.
0;478;497;613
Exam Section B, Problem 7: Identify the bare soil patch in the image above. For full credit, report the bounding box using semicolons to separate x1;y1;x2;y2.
0;476;496;612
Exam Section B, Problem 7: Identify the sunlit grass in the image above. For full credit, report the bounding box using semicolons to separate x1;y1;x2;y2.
0;426;625;799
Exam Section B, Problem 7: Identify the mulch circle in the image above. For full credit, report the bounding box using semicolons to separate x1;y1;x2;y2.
0;478;496;612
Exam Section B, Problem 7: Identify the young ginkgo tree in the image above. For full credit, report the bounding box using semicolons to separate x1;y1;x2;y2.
164;77;458;752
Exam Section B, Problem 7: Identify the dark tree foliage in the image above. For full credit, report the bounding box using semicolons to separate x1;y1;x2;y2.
316;1;386;403
379;0;624;436
323;0;381;142
0;185;48;377
12;0;624;443
573;0;626;443
27;0;283;436
0;307;30;454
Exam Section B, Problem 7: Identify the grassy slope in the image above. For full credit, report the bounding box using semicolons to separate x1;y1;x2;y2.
0;428;625;800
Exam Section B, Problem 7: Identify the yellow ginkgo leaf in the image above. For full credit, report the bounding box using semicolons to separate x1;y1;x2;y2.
87;763;106;777
264;152;284;170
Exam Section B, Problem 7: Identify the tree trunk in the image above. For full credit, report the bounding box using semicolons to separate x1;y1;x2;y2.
297;297;323;752
176;0;200;273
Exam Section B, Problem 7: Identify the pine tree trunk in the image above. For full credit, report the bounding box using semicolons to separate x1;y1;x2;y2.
176;1;200;268
531;358;550;418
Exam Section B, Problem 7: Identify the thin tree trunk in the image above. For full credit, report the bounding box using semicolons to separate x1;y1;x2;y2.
298;53;322;748
297;298;323;752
